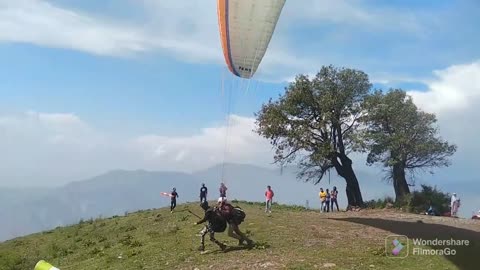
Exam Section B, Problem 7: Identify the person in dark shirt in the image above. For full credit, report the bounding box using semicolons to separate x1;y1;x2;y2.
194;201;227;251
170;187;178;213
330;186;339;212
200;183;208;203
217;197;253;247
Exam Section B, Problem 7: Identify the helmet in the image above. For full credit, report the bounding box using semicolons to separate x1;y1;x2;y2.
200;201;209;210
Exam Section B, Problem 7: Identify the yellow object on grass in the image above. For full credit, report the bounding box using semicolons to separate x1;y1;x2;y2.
34;260;60;270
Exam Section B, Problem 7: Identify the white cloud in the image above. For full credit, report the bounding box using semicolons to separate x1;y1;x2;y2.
404;61;480;192
0;0;152;56
0;112;274;186
132;115;273;172
0;0;434;82
281;0;426;34
408;61;480;114
0;0;221;62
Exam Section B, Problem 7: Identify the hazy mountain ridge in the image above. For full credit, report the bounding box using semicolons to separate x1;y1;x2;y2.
1;163;477;242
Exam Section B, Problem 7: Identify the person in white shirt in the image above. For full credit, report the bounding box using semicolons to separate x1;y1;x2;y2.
451;193;459;217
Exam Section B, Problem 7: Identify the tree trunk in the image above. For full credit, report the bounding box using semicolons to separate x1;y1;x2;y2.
392;163;410;203
331;152;364;207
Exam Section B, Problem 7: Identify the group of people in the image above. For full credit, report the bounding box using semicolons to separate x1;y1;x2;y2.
318;186;339;212
194;182;254;252
166;182;276;252
167;182;226;213
199;182;275;214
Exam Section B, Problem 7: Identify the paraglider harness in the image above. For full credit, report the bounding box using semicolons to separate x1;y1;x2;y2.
219;202;246;225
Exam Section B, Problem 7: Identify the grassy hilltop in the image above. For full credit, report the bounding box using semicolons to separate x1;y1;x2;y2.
0;201;479;270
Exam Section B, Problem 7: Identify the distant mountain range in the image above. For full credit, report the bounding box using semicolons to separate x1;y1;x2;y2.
1;163;477;242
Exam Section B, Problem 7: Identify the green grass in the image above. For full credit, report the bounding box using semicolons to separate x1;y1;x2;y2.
0;201;477;270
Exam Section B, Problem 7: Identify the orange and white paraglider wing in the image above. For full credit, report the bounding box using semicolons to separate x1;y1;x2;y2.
217;0;286;79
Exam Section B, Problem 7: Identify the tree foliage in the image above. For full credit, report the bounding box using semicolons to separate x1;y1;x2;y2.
359;89;457;178
255;65;371;206
358;89;457;201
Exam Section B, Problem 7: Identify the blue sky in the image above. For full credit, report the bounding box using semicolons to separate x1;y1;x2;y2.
0;0;479;215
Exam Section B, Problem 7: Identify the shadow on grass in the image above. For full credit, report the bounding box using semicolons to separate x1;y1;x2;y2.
331;217;479;270
206;242;269;254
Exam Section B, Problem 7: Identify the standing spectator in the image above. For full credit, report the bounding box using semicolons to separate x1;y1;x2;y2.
331;186;339;212
170;187;179;213
325;189;331;212
265;185;274;213
200;183;208;203
219;182;228;200
319;188;326;213
451;193;459;217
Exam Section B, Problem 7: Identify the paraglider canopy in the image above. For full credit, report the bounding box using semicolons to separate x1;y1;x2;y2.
217;0;286;79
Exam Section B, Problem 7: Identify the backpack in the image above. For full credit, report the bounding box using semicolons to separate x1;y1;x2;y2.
219;203;234;219
218;204;246;224
207;208;227;232
232;206;246;225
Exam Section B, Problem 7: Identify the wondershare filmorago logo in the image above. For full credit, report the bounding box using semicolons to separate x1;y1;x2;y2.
385;235;409;258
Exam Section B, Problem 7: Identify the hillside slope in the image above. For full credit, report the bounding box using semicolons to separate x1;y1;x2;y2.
0;202;479;270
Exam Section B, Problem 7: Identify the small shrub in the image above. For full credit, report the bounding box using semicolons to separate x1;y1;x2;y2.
89;247;102;256
98;235;108;243
164;223;179;234
127;248;142;257
146;230;160;238
83;239;95;248
120;234;133;246
130;240;143;247
123;225;137;232
179;215;189;222
408;184;450;215
364;196;395;209
364;185;450;215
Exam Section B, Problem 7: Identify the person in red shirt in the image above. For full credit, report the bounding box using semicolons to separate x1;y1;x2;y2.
265;185;274;213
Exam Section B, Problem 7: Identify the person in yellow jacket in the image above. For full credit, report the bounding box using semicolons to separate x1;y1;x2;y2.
319;188;327;213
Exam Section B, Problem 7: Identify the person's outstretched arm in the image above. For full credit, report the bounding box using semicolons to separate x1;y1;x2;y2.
195;215;207;225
